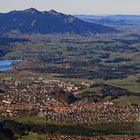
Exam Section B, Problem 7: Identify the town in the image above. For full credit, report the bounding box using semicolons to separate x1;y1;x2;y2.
0;77;139;123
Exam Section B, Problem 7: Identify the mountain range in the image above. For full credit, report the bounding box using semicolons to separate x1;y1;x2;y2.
75;15;140;24
0;8;116;35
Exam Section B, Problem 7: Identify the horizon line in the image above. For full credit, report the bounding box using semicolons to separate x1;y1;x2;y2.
0;8;140;16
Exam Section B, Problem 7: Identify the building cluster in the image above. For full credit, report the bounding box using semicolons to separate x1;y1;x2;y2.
46;135;140;140
46;102;139;123
46;135;105;140
0;78;78;118
0;77;139;123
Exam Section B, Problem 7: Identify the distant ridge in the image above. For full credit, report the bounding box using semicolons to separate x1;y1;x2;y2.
0;8;116;35
75;14;140;24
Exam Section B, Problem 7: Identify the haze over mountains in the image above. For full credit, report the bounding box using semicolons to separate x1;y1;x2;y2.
0;8;116;35
75;15;140;24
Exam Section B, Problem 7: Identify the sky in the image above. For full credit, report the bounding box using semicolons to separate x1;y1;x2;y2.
1;0;140;15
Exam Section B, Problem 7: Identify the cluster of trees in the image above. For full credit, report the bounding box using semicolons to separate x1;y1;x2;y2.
89;83;140;100
0;121;14;140
0;37;29;46
105;57;131;63
1;120;139;140
0;120;46;140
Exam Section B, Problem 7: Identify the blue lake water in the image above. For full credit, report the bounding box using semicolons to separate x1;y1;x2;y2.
0;60;17;71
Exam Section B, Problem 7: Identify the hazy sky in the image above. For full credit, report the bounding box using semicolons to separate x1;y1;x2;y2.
1;0;140;15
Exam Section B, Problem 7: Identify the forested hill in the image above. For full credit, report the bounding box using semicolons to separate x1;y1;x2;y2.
0;8;116;35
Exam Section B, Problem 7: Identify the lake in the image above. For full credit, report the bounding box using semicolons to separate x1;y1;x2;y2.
0;60;17;71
